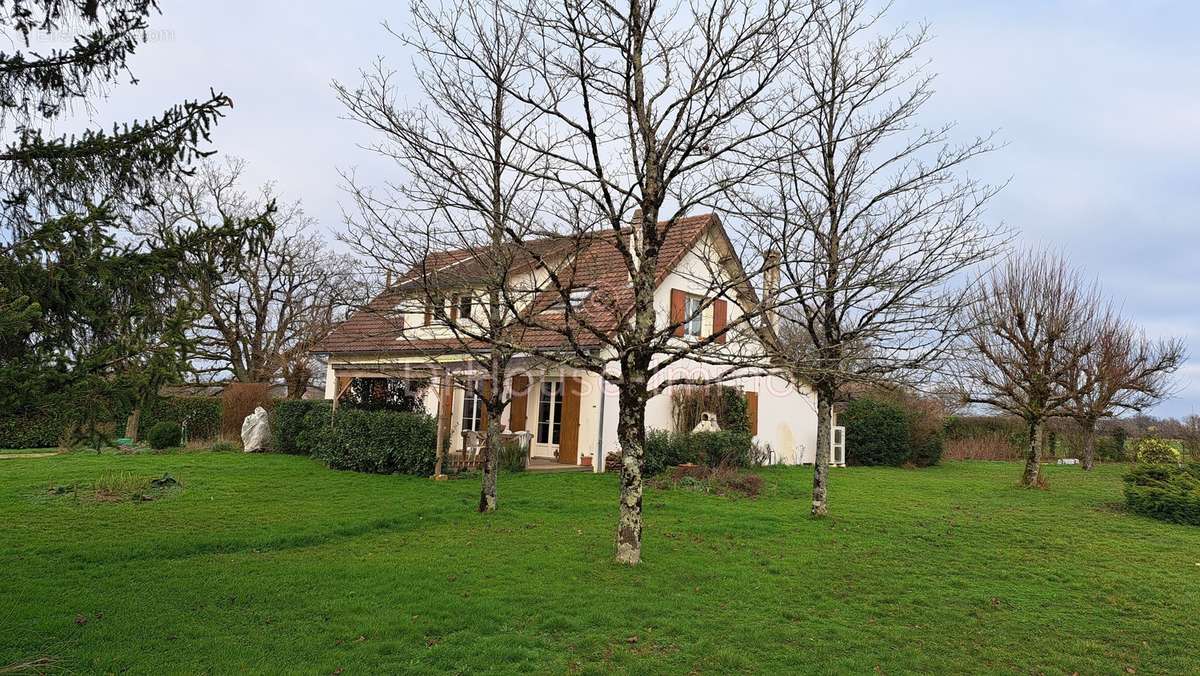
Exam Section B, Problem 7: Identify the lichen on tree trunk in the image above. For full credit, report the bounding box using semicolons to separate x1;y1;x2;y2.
615;385;647;565
812;386;833;517
1021;419;1043;487
478;359;506;513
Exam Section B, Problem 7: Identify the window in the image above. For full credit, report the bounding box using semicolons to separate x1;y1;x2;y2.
549;287;593;312
536;381;564;445
457;294;473;321
461;381;483;432
683;295;703;337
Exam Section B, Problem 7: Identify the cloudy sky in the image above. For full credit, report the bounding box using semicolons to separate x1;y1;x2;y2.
75;1;1198;416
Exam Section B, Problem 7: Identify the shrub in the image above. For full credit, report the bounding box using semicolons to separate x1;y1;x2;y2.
644;430;692;476
689;430;753;467
221;383;273;440
1134;437;1182;465
307;408;437;475
498;438;528;473
843;395;944;467
1123;463;1200;525
842;398;910;466
146;422;182;450
643;429;752;476
272;400;331;454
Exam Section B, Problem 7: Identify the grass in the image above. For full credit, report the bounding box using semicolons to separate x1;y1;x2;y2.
1;453;1198;674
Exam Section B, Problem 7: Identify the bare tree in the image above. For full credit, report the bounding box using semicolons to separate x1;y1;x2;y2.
1064;311;1184;470
959;252;1099;487
462;0;826;564
737;0;1003;516
334;0;551;512
141;158;361;388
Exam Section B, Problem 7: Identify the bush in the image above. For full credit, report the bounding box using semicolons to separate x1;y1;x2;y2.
1123;463;1200;525
498;438;528;473
272;400;331;454
843;396;944;467
842;399;910;466
1134;437;1182;465
643;429;752;476
307;408;437;475
146;422;183;450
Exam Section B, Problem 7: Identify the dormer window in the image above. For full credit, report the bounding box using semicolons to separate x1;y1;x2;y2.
549;287;593;312
457;294;473;321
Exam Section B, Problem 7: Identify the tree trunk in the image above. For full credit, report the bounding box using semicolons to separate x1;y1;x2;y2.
1081;421;1096;471
615;384;648;565
479;402;502;513
1021;419;1043;487
479;368;503;513
812;384;834;517
124;407;141;441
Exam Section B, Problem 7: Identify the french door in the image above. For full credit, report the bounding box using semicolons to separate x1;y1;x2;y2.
536;381;564;446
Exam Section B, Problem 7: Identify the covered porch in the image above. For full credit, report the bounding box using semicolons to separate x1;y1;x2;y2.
325;356;608;474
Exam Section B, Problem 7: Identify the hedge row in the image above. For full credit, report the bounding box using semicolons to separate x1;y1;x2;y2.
272;400;437;475
134;396;222;441
0;395;222;449
644;429;756;476
1123;463;1200;526
842;397;944;467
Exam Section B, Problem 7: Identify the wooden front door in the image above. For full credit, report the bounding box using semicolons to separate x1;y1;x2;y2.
558;377;582;465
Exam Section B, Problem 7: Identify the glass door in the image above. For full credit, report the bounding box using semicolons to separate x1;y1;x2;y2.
536;381;564;447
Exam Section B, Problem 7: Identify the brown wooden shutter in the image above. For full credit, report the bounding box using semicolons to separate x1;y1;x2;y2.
509;375;529;432
670;288;686;336
449;295;459;321
712;298;727;343
558;377;583;464
439;376;455;446
746;390;759;436
423;299;432;326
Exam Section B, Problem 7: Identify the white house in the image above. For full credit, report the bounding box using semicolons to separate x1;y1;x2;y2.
313;213;842;472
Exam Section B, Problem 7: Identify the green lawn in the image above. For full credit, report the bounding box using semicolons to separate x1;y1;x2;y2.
1;453;1197;674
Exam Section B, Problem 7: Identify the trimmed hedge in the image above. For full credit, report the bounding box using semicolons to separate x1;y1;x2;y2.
843;397;944;467
304;408;438;476
1123;463;1200;526
136;396;222;441
644;429;753;476
0;406;76;448
272;400;331;454
0;394;223;449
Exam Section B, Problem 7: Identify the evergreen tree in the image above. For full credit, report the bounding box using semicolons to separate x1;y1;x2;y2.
0;1;246;446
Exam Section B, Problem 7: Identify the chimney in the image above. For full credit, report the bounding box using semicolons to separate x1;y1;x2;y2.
632;208;643;226
763;249;781;332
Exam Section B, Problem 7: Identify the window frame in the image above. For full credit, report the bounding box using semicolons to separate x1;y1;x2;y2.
536;380;564;445
461;381;483;432
682;294;704;338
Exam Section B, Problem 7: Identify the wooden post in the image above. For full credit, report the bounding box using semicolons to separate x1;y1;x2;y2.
433;369;451;480
330;376;354;425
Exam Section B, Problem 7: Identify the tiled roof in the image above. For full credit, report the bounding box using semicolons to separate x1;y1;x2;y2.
313;213;718;355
